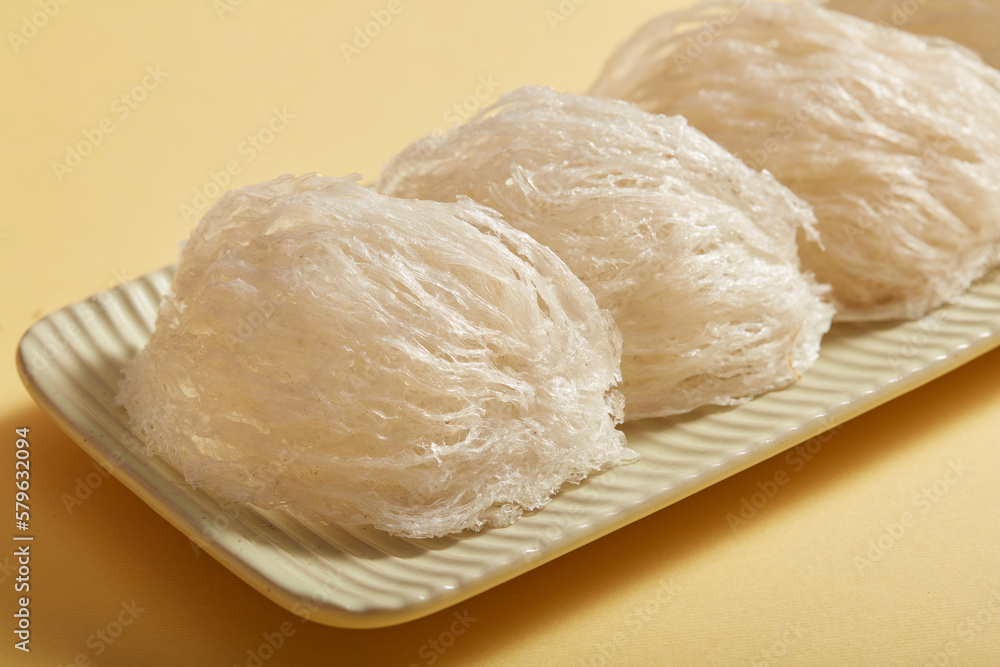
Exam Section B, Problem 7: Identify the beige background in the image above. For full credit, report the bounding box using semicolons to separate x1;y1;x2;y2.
2;0;999;665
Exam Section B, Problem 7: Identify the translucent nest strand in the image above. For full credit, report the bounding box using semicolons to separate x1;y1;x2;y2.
118;174;635;539
591;0;1000;320
379;86;834;419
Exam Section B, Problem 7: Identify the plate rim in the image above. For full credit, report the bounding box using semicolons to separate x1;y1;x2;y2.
17;265;1000;628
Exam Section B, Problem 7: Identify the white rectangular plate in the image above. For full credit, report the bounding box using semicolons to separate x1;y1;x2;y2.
17;266;1000;628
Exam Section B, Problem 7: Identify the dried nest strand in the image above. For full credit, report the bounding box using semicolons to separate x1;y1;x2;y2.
591;0;1000;320
825;0;1000;70
379;86;834;419
117;174;633;539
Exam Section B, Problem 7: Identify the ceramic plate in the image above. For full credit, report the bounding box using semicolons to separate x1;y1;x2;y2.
17;266;1000;628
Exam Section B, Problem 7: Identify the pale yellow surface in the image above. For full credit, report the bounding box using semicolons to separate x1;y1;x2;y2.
1;1;999;665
